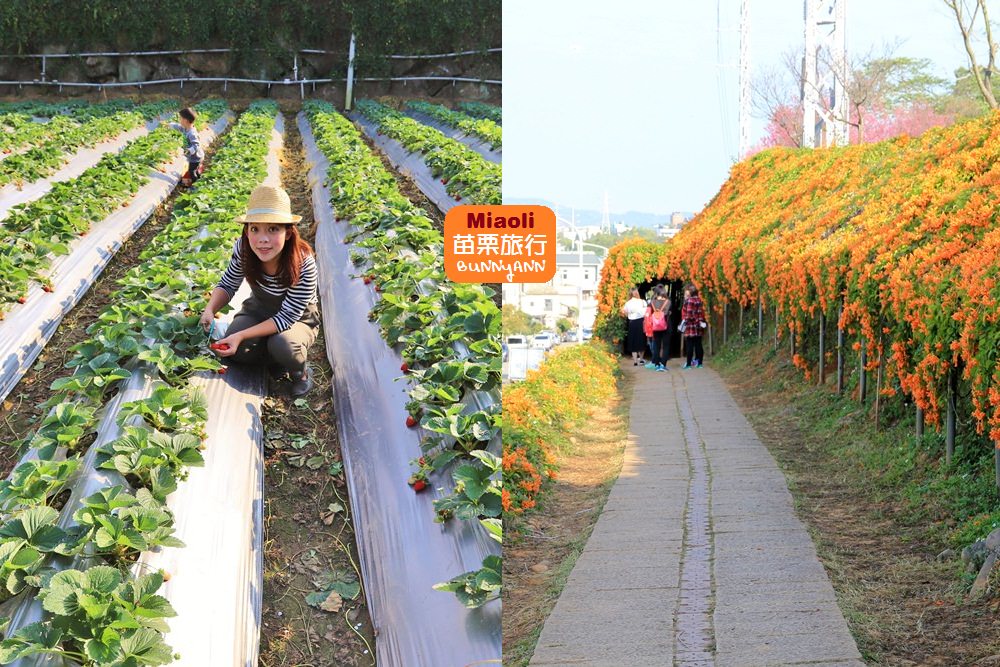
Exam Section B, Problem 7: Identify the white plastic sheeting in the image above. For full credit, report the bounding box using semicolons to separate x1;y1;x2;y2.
132;113;282;667
348;111;468;215
403;110;501;163
299;111;501;666
0;113;174;221
0;112;233;407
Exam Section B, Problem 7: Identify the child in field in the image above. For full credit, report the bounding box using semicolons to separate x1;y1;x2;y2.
165;107;204;185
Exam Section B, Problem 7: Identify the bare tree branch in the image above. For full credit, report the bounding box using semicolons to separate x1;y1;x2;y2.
944;0;998;109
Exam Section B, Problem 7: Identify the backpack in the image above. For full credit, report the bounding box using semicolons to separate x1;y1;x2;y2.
649;299;668;332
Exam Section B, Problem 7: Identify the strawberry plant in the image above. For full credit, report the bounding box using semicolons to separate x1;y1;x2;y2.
420;403;500;455
406;101;501;149
0;567;178;665
0;507;72;600
25;402;98;459
0;100;176;187
355;99;501;204
0;459;79;512
117;385;208;436
47;355;132;407
67;486;184;563
431;554;500;609
0;108;124;158
431;451;502;522
97;426;205;500
456;102;502;124
136;344;220;385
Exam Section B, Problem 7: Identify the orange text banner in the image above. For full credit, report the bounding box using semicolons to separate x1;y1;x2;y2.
444;205;556;283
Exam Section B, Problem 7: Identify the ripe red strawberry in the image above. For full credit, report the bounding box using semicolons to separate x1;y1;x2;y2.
41;285;53;293
217;367;228;375
374;285;381;293
406;415;417;428
400;362;409;373
210;342;230;351
418;456;427;467
16;297;26;304
363;276;372;284
412;480;427;492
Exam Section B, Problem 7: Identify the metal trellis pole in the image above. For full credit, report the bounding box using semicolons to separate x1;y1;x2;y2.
345;32;357;111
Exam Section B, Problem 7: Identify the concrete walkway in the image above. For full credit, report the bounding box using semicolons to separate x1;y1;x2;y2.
528;362;864;667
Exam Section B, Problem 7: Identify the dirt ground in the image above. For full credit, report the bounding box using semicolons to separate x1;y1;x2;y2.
256;112;375;667
719;345;1000;666
501;373;633;667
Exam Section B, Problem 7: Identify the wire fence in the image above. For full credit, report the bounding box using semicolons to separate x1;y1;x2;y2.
0;44;502;98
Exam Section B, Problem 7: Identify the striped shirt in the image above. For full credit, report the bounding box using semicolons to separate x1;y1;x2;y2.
218;237;318;332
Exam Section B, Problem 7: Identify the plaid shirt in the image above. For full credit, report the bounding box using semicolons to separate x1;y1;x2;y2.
681;296;706;337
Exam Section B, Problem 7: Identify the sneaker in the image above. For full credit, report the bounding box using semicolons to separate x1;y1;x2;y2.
644;362;656;370
290;365;314;396
655;364;665;372
682;363;691;369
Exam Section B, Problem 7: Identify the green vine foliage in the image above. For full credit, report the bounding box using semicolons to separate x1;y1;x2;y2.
0;1;500;64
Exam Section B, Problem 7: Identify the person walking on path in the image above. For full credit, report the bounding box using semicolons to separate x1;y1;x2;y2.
680;284;707;369
200;185;320;396
620;287;648;366
643;296;655;368
648;284;671;371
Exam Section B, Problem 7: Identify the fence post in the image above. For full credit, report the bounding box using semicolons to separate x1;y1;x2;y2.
874;341;884;429
774;307;779;351
345;32;357;111
836;302;845;394
738;302;744;336
818;312;826;385
757;296;763;341
41;55;47;82
916;406;924;439
946;366;957;465
722;301;728;346
859;343;867;404
708;296;716;356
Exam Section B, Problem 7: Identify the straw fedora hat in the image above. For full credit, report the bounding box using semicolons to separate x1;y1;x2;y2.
234;185;302;224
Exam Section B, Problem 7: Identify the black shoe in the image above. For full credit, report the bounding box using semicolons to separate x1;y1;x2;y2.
290;365;314;397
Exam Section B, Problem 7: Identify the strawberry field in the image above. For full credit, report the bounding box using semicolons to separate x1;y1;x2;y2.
0;95;501;666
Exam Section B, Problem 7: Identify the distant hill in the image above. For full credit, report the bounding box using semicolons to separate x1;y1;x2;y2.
504;197;693;229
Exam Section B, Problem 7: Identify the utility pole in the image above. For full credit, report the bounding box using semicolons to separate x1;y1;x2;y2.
802;0;849;147
739;0;751;159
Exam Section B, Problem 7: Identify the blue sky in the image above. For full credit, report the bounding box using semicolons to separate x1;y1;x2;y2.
502;0;971;215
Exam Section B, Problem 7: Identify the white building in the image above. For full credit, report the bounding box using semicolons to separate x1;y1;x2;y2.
503;252;604;329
